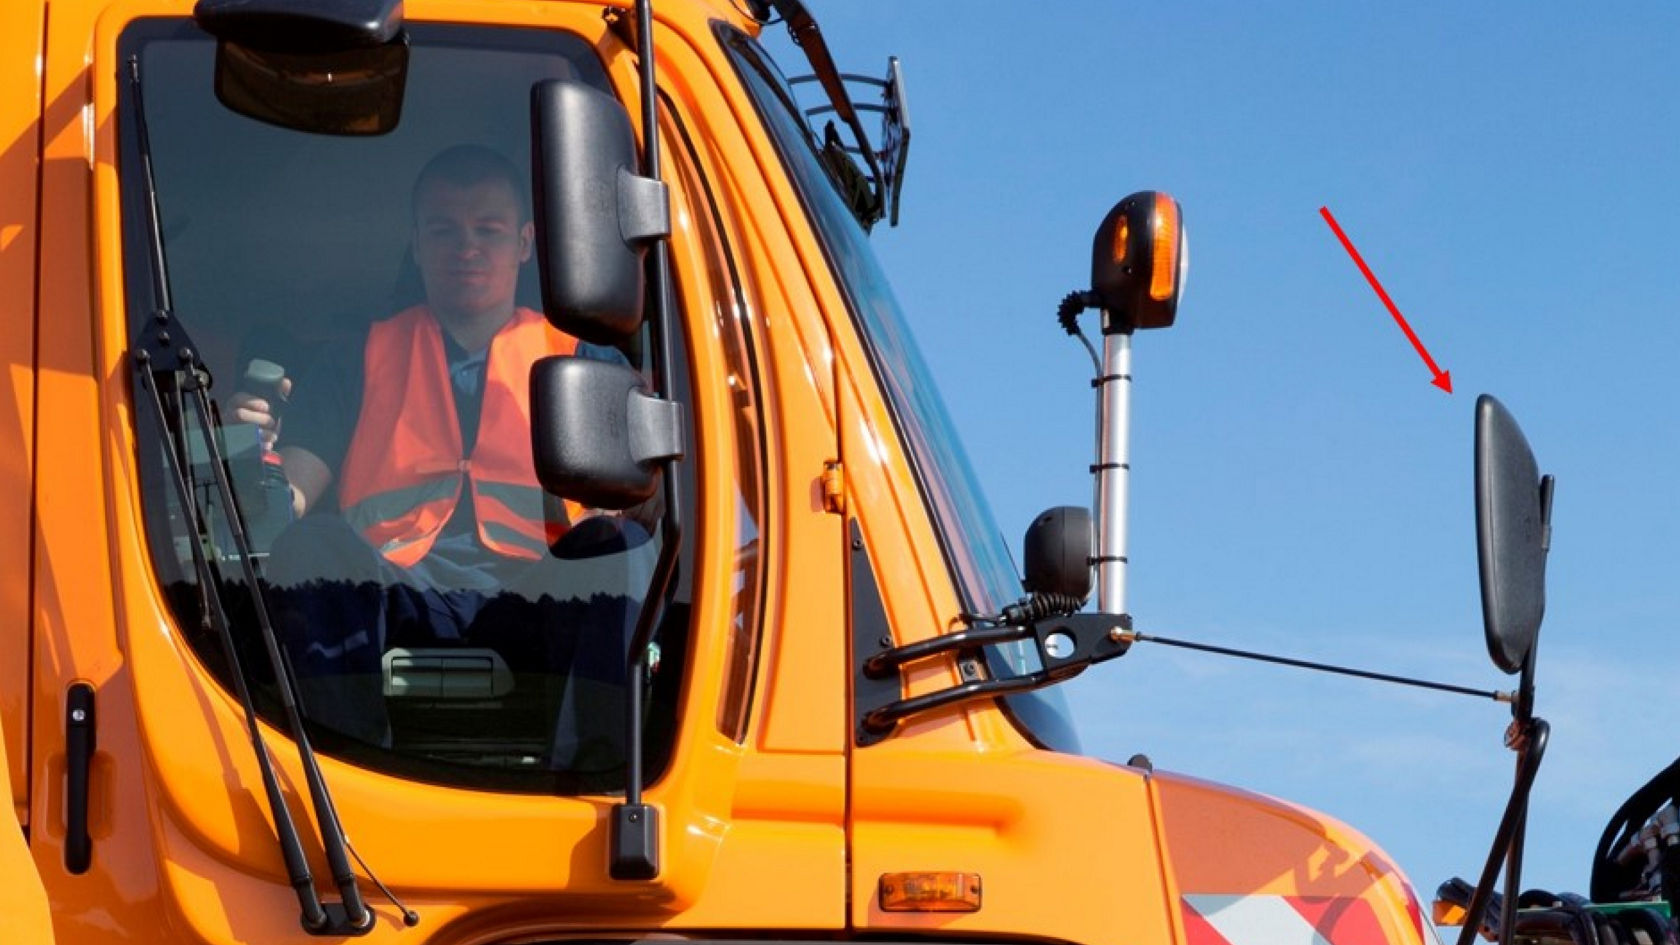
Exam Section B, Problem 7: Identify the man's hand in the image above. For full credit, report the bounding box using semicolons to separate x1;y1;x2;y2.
226;376;292;451
226;371;330;518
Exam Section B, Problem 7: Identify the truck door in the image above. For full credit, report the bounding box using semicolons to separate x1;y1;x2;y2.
0;0;41;841
24;4;851;937
1;6;49;937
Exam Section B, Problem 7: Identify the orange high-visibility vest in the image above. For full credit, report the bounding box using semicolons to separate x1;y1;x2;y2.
338;305;579;567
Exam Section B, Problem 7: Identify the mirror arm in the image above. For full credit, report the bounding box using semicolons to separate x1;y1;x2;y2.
856;613;1132;743
617;168;670;244
611;0;681;883
1454;717;1550;945
1499;794;1531;945
862;676;1057;739
627;394;683;464
862;623;1030;679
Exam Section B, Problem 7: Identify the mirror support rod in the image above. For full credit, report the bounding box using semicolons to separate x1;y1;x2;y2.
611;0;681;882
1455;716;1550;945
1118;629;1515;703
856;613;1132;745
1093;330;1132;615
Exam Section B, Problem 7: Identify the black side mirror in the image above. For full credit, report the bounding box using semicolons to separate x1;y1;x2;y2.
530;80;670;346
1452;393;1556;945
1023;506;1093;601
1474;394;1553;678
530;356;683;510
194;0;408;136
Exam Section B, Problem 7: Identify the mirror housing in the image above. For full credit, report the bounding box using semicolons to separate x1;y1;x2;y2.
1474;394;1552;676
1090;191;1187;334
530;80;670;346
194;0;408;136
530;356;683;510
1022;506;1093;601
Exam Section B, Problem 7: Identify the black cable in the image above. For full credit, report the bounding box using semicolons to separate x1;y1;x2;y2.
1058;289;1101;373
1057;290;1094;335
1592;757;1680;902
999;593;1085;625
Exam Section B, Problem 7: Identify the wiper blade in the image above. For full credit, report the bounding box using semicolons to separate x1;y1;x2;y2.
125;55;405;936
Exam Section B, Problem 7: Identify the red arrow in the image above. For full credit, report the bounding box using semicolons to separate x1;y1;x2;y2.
1319;206;1453;394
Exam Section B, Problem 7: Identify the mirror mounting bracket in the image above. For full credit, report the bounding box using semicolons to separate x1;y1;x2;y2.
849;523;1130;746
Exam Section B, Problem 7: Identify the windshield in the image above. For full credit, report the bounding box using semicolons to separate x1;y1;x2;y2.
720;27;1079;752
119;19;690;793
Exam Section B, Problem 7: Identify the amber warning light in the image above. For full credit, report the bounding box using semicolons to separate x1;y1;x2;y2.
1149;193;1181;302
879;872;982;913
1090;190;1185;334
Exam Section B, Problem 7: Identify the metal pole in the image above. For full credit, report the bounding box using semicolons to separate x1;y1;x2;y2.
1095;330;1132;615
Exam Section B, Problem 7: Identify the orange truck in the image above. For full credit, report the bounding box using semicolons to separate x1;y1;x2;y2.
0;1;1558;944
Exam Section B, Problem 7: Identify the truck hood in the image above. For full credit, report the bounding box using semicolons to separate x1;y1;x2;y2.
1148;769;1438;945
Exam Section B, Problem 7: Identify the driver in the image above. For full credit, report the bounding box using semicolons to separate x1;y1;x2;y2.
230;144;645;759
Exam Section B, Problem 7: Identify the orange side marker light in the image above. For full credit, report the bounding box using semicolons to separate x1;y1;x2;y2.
879;872;982;913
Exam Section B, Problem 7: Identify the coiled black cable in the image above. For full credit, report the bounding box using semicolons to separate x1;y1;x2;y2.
1058;289;1102;374
1000;592;1086;626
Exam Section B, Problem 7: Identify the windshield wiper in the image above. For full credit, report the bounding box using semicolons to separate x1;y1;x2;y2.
125;55;411;936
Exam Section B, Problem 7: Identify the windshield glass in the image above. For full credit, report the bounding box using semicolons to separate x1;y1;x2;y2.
119;20;689;793
720;28;1079;752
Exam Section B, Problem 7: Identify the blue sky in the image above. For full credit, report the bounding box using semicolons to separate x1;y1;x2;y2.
768;1;1680;920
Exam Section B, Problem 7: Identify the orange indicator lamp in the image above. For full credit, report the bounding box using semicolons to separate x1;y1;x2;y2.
878;872;982;913
1089;190;1186;333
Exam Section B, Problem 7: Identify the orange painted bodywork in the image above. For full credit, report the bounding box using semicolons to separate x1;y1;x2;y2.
3;1;1438;944
1;0;43;838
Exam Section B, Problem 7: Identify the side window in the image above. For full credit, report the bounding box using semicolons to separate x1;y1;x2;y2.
661;100;768;742
119;20;698;793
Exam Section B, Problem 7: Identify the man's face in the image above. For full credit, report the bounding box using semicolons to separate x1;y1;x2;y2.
412;178;533;325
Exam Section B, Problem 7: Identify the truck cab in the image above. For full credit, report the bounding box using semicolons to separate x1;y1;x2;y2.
2;1;1440;943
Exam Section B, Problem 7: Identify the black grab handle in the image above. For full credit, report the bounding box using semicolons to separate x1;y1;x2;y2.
65;683;96;874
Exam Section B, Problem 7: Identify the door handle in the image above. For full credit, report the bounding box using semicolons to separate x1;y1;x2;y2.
65;683;95;874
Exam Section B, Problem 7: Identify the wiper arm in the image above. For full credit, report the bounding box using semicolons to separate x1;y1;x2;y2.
125;55;409;935
134;363;346;932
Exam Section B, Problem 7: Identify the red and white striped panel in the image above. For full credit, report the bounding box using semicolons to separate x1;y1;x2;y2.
1182;894;1441;945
